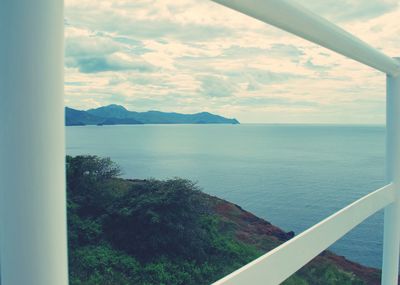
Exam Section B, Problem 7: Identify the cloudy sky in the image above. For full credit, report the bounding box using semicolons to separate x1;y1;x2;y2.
65;0;400;124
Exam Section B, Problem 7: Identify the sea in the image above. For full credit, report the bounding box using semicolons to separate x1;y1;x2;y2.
66;124;386;269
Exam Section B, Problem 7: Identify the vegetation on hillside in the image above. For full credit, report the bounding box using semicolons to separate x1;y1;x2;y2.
66;104;239;126
67;155;378;285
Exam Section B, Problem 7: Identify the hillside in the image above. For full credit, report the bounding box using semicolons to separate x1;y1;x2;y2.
67;155;382;285
65;107;102;126
209;196;381;285
65;104;239;126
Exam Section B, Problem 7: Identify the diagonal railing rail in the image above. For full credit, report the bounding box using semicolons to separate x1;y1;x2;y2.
210;1;400;285
0;1;399;285
212;0;400;76
214;184;395;284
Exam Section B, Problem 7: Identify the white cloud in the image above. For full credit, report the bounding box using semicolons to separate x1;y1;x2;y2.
65;0;399;123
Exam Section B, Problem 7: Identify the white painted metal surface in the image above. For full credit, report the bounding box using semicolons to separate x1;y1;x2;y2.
382;62;400;285
213;184;395;285
0;0;397;284
0;1;68;285
208;1;400;284
211;0;400;76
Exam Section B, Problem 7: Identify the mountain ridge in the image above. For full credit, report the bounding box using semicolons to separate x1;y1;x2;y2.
66;104;240;126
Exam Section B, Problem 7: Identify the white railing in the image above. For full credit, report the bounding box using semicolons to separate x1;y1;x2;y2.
1;1;68;285
0;1;399;285
210;1;400;285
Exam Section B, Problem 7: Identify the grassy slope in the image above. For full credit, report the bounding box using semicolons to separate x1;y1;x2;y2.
208;194;381;285
67;155;384;285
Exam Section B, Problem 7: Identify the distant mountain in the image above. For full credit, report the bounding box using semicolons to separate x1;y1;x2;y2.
65;104;240;126
65;107;102;126
99;118;143;126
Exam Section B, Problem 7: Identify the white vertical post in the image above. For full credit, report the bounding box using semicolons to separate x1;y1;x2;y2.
382;58;400;285
0;1;68;285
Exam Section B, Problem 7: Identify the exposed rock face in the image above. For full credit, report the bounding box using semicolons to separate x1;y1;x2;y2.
207;194;384;285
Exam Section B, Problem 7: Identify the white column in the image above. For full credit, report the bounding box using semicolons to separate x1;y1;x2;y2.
382;59;400;285
0;1;68;285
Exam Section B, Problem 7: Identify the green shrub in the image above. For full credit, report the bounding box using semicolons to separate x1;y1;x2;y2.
66;155;366;285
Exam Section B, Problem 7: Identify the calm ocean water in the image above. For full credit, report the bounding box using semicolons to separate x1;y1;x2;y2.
66;124;386;268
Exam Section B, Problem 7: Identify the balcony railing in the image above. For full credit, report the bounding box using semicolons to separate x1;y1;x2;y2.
209;1;400;285
0;1;399;285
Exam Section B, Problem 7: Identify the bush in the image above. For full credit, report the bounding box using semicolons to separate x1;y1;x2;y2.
69;245;140;285
66;155;365;285
104;178;212;261
67;155;261;284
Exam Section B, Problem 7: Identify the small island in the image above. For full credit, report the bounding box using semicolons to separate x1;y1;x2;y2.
65;104;240;126
67;155;381;285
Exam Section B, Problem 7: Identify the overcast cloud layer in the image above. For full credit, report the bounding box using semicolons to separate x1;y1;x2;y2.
65;0;400;123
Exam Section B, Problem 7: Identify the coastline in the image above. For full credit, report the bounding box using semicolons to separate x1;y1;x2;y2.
206;192;382;285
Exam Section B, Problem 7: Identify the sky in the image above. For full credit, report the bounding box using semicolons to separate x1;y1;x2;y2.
65;0;400;124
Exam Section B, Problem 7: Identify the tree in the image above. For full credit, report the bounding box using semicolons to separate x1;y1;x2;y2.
67;155;122;248
67;155;121;217
67;155;121;193
104;178;211;261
